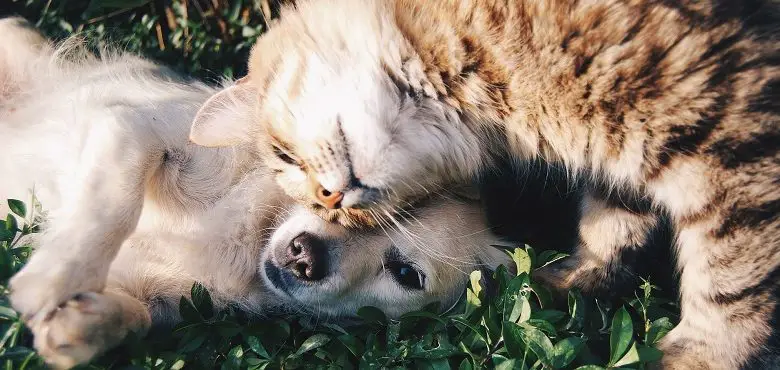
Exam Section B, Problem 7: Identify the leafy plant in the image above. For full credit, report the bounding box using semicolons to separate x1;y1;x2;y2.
0;198;678;369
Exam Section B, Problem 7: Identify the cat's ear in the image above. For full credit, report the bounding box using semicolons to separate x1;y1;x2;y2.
190;77;257;147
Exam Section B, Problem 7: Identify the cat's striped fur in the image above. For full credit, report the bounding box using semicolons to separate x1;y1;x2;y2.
190;0;780;368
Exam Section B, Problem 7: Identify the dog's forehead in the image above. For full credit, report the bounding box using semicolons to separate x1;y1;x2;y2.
388;199;487;257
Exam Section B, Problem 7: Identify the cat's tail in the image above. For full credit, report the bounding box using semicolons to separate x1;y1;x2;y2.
0;17;54;103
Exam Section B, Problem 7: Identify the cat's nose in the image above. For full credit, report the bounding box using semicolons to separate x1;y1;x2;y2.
314;184;344;209
279;233;328;281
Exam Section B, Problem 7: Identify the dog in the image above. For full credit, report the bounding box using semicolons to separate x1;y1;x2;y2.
0;17;512;369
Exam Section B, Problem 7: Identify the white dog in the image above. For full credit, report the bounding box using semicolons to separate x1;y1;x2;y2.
0;18;511;369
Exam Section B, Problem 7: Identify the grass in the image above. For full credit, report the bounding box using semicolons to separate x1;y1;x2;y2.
4;0;283;81
0;198;679;369
1;1;680;368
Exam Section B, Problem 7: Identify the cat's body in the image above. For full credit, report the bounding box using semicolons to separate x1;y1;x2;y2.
0;18;511;369
191;1;780;368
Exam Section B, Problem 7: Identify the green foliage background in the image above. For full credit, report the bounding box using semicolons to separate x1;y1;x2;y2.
4;0;285;81
0;1;680;368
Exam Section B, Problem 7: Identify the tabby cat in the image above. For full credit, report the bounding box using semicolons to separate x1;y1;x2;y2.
190;0;780;368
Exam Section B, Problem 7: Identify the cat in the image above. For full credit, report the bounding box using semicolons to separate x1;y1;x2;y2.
189;0;780;368
0;17;510;369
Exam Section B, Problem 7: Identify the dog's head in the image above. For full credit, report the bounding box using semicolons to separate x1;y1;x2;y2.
260;195;511;318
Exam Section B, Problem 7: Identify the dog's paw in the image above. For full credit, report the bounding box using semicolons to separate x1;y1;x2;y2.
9;251;105;325
30;292;130;370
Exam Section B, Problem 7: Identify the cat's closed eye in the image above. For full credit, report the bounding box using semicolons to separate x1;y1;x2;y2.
272;144;299;166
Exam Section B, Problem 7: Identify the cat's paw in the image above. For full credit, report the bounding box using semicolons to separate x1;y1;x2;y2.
30;292;131;370
9;250;105;325
532;257;617;296
532;255;591;292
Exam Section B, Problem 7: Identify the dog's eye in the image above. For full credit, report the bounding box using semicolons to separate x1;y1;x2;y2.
387;261;425;290
272;145;298;165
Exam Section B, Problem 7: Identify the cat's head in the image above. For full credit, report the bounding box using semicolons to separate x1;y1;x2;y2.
189;0;488;227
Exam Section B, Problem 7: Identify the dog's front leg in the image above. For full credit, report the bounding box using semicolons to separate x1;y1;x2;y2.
9;114;159;327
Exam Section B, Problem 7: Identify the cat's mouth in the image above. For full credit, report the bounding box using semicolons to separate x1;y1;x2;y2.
308;205;380;228
309;194;435;229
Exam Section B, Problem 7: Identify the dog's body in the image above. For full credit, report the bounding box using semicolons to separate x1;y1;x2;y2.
0;19;510;369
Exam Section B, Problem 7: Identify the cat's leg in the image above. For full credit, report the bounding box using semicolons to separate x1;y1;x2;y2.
653;221;778;370
9;113;162;326
646;157;779;369
29;289;151;370
534;187;658;295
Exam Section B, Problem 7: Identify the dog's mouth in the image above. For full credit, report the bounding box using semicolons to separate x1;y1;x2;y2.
261;260;295;297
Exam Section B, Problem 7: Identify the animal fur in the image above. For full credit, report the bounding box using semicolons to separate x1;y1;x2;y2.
0;18;511;369
190;1;780;368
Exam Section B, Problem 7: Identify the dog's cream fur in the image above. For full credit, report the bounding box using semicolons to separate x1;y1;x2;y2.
0;18;511;369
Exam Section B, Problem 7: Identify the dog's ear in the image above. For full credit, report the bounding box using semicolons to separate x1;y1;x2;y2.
190;77;257;147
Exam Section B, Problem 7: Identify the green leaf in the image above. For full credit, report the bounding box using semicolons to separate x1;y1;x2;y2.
609;306;634;366
565;289;586;331
492;354;521;370
536;250;569;269
551;337;586;368
502;320;527;360
518;323;554;367
613;341;640;367
177;329;206;352
178;296;203;323
190;282;214;319
646;317;675;345
247;358;270;370
504;321;553;367
222;345;243;370
428;358;452;370
529;283;553;309
357;306;387;325
5;214;17;234
246;336;270;359
0;248;12;280
508;294;531;323
0;220;13;241
511;248;532;275
295;334;331;355
637;344;664;363
575;366;606;370
526;319;556;337
171;359;186;370
470;269;483;297
0;306;18;320
458;358;474;370
337;334;363;357
321;323;349;335
531;309;566;324
7;200;25;218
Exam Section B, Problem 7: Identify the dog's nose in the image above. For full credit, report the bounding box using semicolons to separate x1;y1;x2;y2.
314;184;344;209
281;233;328;281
